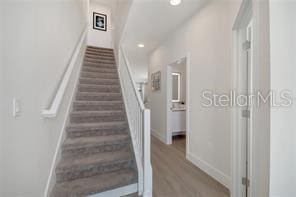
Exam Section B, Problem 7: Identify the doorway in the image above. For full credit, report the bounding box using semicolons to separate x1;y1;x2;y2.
232;1;253;197
166;56;189;155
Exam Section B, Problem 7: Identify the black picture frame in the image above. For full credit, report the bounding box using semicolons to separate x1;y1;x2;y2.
93;12;107;31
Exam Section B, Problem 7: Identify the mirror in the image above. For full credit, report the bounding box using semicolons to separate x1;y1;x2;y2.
172;72;181;102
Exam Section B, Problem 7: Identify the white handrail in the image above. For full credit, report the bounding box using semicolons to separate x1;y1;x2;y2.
120;47;146;110
118;47;152;197
42;26;88;118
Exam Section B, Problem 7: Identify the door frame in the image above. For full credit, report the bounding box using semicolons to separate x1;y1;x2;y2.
231;0;253;196
165;53;191;157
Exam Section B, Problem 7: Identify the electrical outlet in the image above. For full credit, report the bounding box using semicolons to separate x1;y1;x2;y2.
13;98;21;117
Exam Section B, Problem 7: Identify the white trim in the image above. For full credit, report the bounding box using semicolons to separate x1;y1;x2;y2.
185;53;191;159
42;25;88;118
166;64;173;145
151;128;168;145
231;29;244;197
233;0;252;30
187;153;231;189
89;183;138;197
43;27;87;197
231;1;253;196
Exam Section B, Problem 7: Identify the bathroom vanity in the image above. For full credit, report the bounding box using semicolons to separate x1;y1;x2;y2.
171;104;186;136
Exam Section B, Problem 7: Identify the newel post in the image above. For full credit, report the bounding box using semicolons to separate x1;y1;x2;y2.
143;109;152;197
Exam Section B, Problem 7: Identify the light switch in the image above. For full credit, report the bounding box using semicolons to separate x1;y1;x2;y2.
13;98;21;117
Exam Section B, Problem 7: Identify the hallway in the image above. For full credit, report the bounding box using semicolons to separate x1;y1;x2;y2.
151;136;229;197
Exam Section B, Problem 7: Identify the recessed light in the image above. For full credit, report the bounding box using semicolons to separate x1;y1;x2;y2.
170;0;182;6
138;44;145;48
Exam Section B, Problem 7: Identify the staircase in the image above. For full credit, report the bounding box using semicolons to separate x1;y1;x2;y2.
50;46;138;197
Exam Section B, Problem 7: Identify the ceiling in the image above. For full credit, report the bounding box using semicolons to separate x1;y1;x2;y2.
90;0;118;21
122;0;206;56
91;0;118;9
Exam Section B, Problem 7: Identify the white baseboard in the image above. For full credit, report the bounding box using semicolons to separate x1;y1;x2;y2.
187;153;230;189
152;129;230;189
89;183;138;197
151;129;167;144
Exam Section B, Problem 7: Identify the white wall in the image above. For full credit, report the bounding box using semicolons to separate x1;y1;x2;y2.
88;1;113;48
113;0;132;53
269;1;296;196
1;0;88;196
127;50;149;82
119;0;153;83
148;0;240;188
112;0;147;82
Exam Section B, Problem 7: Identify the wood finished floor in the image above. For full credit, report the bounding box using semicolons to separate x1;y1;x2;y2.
151;136;230;197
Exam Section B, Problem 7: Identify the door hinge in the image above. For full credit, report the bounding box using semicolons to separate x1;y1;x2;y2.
242;177;250;187
243;41;251;51
242;109;250;118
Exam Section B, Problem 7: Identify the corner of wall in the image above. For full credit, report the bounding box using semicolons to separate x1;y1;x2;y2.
187;152;231;189
151;129;167;145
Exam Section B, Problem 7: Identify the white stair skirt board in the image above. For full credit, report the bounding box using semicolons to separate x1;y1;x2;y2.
89;183;138;197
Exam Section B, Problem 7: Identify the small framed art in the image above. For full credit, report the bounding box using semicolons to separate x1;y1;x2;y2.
151;71;161;91
93;12;107;31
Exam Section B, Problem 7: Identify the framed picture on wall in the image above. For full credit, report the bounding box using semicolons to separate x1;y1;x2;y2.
151;71;161;91
93;12;107;31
